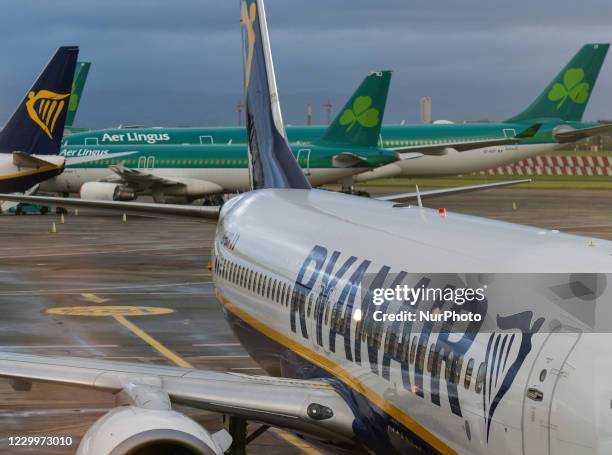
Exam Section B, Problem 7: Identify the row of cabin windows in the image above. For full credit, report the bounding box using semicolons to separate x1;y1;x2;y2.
89;159;248;166
216;255;294;307
381;138;485;147
380;332;486;394
213;252;486;394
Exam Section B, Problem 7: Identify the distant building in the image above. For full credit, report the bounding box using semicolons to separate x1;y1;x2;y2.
420;96;432;124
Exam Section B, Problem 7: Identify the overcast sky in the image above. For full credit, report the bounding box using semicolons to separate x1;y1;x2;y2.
0;0;610;128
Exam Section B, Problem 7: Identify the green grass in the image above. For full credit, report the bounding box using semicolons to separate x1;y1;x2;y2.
355;149;612;190
358;175;612;190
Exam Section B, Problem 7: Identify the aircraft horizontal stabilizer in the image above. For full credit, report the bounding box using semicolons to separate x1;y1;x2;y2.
12;151;63;169
0;352;356;444
553;123;612;143
0;193;220;220
377;179;531;205
396;124;541;157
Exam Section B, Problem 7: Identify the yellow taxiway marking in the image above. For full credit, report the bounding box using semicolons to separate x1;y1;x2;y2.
46;306;192;368
113;314;193;369
80;293;109;304
271;429;324;455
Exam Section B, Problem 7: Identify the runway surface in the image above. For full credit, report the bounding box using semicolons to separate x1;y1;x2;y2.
0;187;611;453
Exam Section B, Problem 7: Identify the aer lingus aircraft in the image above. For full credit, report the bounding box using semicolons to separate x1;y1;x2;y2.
63;44;610;182
0;46;78;193
1;2;612;454
39;71;401;202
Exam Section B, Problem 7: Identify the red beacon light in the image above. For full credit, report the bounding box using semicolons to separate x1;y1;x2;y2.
438;208;447;217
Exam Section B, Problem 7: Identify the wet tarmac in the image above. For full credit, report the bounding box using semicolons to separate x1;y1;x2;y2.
0;187;611;454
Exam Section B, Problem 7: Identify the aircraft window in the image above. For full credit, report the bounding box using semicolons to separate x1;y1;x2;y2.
324;303;330;325
410;336;417;364
256;273;262;295
266;277;272;300
445;352;453;381
281;283;286;305
453;355;463;384
401;339;410;363
307;295;312;317
475;362;486;394
464;358;475;389
427;345;436;373
248;270;253;290
273;280;278;301
416;343;425;372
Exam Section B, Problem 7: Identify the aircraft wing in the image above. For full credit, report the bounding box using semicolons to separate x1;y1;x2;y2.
376;179;531;204
395;124;541;157
0;352;356;444
0;193;219;219
552;123;612;143
104;164;187;191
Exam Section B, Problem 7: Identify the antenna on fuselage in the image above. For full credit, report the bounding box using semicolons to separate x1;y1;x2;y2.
416;185;423;208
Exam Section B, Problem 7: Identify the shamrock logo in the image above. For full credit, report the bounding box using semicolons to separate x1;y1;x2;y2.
339;96;380;132
548;68;590;109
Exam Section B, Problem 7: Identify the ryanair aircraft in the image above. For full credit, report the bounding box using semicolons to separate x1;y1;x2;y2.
0;47;77;193
1;2;611;454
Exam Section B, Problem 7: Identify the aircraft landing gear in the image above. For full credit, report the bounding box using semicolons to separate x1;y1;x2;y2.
225;416;271;455
203;194;225;206
339;177;370;197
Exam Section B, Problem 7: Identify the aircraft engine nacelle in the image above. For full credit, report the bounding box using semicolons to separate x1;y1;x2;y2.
77;406;231;455
163;178;224;197
80;182;136;201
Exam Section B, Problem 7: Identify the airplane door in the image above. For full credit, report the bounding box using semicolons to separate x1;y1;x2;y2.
522;329;580;455
199;135;213;144
137;156;146;169
146;156;155;169
503;128;518;150
296;149;311;175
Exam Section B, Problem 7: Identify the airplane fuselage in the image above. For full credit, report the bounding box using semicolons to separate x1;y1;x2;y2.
212;188;612;454
63;121;595;178
40;144;395;195
0;154;64;193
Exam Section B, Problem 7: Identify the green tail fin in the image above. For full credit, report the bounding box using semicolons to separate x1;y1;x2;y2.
318;70;391;147
506;44;609;123
66;61;91;127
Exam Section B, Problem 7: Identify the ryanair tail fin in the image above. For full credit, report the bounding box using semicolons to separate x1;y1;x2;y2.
0;46;79;155
241;0;310;191
65;61;91;127
505;43;609;123
318;71;391;148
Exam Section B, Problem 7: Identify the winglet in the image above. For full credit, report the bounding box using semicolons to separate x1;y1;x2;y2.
241;0;310;190
514;123;542;139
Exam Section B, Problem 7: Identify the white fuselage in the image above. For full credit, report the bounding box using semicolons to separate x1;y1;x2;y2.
39;166;366;195
0;154;65;193
212;188;612;454
355;143;556;181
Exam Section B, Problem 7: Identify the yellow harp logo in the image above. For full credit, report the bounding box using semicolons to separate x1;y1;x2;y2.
25;90;70;140
240;1;257;91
